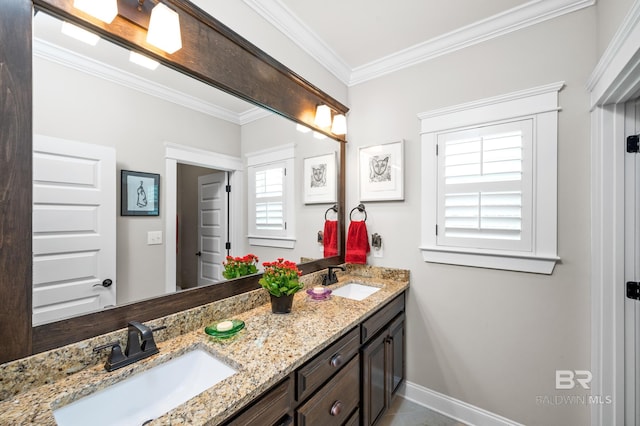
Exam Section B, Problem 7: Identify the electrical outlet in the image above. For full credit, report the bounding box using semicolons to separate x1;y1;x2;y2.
373;244;384;258
147;231;163;245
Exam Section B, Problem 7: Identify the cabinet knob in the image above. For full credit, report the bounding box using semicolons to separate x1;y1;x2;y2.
330;400;343;416
330;354;343;368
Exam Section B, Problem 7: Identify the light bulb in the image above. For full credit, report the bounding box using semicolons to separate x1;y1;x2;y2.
147;3;182;54
73;0;118;24
331;114;347;135
314;105;332;128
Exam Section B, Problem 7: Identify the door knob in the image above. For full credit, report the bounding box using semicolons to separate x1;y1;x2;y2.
93;279;113;288
195;251;202;256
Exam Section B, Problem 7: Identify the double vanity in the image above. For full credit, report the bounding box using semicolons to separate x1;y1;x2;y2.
0;265;409;425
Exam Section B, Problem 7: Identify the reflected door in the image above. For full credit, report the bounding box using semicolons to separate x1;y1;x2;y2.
197;172;227;286
32;135;116;325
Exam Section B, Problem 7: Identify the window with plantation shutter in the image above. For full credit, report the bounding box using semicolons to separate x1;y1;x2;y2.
255;167;285;231
437;120;532;251
419;83;562;274
247;145;295;248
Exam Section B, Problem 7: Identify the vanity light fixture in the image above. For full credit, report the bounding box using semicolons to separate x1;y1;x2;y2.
314;104;332;128
129;51;160;70
61;21;100;45
146;2;182;54
73;0;118;24
73;0;183;54
331;114;347;135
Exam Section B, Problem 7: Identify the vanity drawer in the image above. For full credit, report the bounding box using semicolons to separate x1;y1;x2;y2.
361;293;405;344
296;326;359;402
225;376;293;426
296;354;360;426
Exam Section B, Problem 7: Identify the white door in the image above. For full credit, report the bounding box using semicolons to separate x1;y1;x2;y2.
624;100;640;426
197;172;227;286
33;135;116;326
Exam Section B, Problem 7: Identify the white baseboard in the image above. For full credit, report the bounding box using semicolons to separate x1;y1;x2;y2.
399;381;525;426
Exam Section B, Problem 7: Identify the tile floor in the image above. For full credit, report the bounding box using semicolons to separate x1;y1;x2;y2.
376;396;468;426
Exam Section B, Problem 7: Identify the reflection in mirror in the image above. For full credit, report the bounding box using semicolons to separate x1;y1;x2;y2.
32;11;341;325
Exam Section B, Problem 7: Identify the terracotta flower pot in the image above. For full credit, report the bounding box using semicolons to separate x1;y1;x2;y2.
270;293;294;314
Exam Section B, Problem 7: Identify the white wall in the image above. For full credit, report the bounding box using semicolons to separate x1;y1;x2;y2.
34;58;241;305
240;114;340;265
346;8;596;426
597;0;636;55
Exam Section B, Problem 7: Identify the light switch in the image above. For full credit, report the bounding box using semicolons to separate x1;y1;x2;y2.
147;231;163;245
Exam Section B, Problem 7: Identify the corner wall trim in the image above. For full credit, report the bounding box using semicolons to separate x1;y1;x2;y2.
400;381;525;426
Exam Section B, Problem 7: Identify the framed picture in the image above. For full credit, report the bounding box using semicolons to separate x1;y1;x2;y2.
303;152;337;204
121;170;160;216
358;140;404;202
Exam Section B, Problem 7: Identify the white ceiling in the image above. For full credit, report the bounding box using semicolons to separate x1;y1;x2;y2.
243;0;594;85
277;0;531;68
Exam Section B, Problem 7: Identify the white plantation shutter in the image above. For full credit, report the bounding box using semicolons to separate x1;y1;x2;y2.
255;167;284;230
437;120;532;251
246;144;296;248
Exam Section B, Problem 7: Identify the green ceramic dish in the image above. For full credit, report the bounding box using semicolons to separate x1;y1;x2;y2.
205;319;245;339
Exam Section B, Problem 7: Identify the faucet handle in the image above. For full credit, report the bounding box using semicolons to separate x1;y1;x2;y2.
94;341;126;370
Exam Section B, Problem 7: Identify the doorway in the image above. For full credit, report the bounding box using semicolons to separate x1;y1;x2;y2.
624;99;640;426
176;165;228;290
164;143;244;294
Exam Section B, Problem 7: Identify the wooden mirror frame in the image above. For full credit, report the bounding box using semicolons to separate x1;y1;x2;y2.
0;0;347;364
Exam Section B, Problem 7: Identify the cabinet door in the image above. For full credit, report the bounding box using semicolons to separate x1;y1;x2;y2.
224;377;293;426
296;355;360;426
361;331;388;426
388;313;405;396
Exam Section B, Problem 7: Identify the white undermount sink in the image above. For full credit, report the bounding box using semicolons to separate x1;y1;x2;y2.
332;282;381;301
53;348;236;426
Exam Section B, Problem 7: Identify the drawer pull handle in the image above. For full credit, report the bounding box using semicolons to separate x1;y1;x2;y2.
330;400;343;416
330;354;343;368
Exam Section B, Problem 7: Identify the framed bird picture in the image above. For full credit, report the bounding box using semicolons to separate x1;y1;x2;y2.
303;152;336;204
121;170;160;216
358;140;404;202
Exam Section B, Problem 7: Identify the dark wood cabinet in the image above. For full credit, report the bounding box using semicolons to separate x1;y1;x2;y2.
295;327;360;402
224;376;294;426
296;354;360;425
223;291;406;426
360;294;406;426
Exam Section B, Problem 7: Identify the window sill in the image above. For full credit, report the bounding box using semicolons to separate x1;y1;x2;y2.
248;235;296;249
419;246;559;274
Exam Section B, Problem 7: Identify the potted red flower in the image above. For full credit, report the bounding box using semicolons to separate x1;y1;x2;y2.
259;258;303;313
222;254;259;279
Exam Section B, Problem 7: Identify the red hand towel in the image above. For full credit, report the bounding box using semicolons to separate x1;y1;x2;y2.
345;221;370;264
323;220;338;257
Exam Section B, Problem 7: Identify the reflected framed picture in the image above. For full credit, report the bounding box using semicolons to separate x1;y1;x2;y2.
121;170;160;216
303;152;337;204
358;140;404;202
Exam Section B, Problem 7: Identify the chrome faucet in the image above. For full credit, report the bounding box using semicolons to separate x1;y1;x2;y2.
322;265;346;286
94;321;166;372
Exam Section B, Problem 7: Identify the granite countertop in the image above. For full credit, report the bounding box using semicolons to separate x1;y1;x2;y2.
0;269;409;425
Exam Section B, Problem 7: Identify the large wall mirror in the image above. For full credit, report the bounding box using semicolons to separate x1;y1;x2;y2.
0;0;347;364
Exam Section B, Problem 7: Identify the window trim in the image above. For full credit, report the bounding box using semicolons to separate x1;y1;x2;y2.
419;82;563;274
246;144;296;249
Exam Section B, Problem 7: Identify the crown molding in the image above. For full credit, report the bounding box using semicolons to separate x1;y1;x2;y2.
33;38;268;125
242;0;351;83
350;0;594;85
586;0;640;107
245;0;594;86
